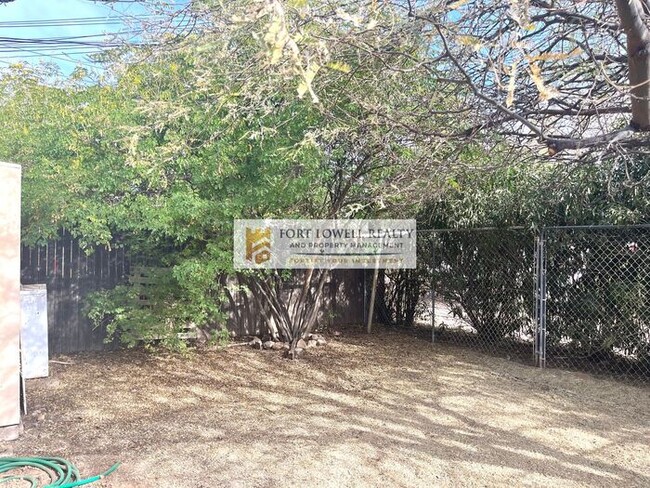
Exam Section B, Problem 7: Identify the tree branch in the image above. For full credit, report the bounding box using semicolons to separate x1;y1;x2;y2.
546;125;639;154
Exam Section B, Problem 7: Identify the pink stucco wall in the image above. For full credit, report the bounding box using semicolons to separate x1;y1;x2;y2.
0;162;21;436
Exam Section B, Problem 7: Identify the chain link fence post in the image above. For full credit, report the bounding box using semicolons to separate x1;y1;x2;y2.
534;229;547;368
534;231;540;365
431;237;436;344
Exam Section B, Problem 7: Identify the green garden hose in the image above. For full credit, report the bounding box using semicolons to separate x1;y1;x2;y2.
0;457;120;487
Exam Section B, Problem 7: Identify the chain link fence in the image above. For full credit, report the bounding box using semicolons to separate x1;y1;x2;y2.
428;229;537;364
376;226;650;382
542;226;650;379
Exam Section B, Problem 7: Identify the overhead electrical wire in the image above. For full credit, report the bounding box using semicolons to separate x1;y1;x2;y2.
0;14;160;28
0;32;145;51
0;8;201;67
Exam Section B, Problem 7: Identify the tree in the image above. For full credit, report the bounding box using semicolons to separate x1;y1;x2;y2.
0;60;331;349
193;0;650;164
0;65;141;246
1;0;441;353
421;0;650;159
83;1;458;354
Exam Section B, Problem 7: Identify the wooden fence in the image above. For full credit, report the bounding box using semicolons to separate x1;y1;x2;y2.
20;230;127;354
21;232;365;355
221;270;366;339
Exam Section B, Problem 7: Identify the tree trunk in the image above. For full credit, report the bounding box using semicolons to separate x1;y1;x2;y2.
247;270;329;359
617;0;650;130
367;267;379;333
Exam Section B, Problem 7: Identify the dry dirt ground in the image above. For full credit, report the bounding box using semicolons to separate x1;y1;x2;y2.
2;327;649;488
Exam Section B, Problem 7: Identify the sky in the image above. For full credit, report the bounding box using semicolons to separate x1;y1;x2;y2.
0;0;176;76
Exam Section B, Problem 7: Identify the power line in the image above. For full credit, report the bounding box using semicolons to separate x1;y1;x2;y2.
0;32;145;49
0;6;203;68
0;14;160;28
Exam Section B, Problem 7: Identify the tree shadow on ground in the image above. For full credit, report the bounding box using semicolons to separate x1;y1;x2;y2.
5;328;650;487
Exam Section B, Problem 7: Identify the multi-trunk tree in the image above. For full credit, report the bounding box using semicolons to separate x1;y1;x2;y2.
1;1;441;353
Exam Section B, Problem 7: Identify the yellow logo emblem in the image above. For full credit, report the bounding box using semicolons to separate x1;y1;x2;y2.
245;227;271;264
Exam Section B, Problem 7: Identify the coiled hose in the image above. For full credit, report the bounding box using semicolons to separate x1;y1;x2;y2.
0;457;120;487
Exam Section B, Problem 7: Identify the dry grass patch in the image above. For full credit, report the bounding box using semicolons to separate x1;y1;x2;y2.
2;327;649;487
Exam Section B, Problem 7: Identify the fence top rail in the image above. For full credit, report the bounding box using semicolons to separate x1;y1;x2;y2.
418;224;650;233
418;226;528;233
542;223;650;231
